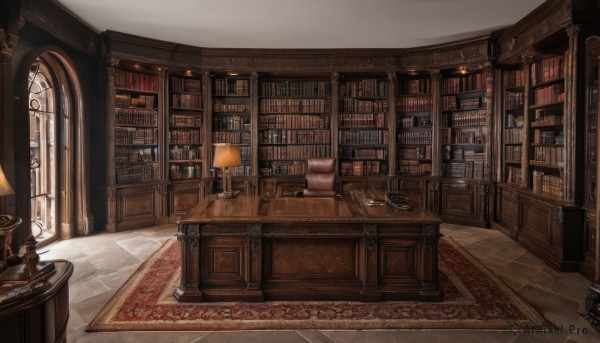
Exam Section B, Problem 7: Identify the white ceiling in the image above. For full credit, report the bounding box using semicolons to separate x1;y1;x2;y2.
56;0;546;49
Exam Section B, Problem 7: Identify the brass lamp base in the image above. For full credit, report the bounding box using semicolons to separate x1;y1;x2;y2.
0;215;22;272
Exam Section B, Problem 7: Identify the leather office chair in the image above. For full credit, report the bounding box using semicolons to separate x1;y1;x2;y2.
303;158;336;197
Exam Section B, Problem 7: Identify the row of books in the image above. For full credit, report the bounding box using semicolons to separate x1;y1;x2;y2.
115;147;156;164
339;112;386;128
531;114;562;127
398;146;432;160
215;79;249;96
533;130;561;144
340;160;386;176
168;130;203;145
534;84;565;106
339;130;389;145
340;79;389;98
115;127;157;145
398;160;432;175
170;114;202;127
211;131;251;145
261;81;330;97
260;98;330;113
399;116;432;128
506;113;524;128
258;114;329;129
445;109;486;127
229;165;252;176
532;171;563;198
259;129;330;144
340;99;388;113
258;145;331;160
442;128;485;144
505;145;523;163
397;95;432;112
115;108;158;127
115;94;155;109
213;102;250;113
443;161;484;179
115;69;158;92
506;166;522;184
397;131;432;144
505;91;524;110
531;146;564;167
169;164;202;179
351;148;386;159
504;69;525;88
531;55;564;86
169;145;202;161
170;76;201;93
171;94;202;109
259;161;308;176
399;79;431;96
213;115;248;131
441;74;484;94
116;164;157;184
505;127;523;144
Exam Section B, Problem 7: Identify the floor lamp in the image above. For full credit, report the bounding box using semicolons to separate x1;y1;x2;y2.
213;143;242;199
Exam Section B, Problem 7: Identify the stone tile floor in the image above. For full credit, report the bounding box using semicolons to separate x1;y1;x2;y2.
38;223;600;343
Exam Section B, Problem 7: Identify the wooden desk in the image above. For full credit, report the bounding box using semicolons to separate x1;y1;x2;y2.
174;194;442;302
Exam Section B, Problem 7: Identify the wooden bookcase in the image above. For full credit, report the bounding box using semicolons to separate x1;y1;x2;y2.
440;70;486;180
257;76;332;177
210;74;252;176
166;71;205;219
338;76;389;177
502;67;525;185
582;38;600;281
106;61;166;232
396;73;433;176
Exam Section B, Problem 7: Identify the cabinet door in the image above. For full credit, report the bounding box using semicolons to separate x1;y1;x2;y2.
398;179;426;209
169;182;201;218
440;182;476;217
494;186;518;238
582;211;597;280
113;184;162;232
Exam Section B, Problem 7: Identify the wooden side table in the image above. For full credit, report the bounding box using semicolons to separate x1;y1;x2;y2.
0;260;73;343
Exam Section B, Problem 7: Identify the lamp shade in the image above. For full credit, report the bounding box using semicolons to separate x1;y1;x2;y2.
0;164;15;197
213;144;242;168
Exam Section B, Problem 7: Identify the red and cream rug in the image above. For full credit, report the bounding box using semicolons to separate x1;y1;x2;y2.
87;237;547;331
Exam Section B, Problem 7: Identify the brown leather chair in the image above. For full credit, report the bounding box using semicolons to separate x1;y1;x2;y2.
303;158;336;197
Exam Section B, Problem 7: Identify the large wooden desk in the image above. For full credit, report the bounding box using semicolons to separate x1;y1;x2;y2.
174;194;442;302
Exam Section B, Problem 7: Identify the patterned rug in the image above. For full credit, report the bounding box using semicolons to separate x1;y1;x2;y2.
87;237;547;331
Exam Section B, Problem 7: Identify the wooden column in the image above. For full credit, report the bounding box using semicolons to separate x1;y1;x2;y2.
105;58;117;231
388;71;397;176
173;223;204;301
360;223;380;301
482;61;495;182
250;72;259;177
564;25;581;203
245;224;264;301
331;72;340;165
521;54;532;189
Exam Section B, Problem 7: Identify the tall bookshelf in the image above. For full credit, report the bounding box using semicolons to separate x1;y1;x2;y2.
113;67;160;184
338;77;389;176
258;77;332;176
211;74;252;176
440;70;486;179
528;54;565;199
396;73;432;176
167;74;204;180
502;67;525;185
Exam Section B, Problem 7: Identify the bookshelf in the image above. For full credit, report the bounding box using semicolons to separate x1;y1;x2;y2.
168;74;204;180
113;67;160;184
396;73;432;176
338;76;389;176
528;54;565;200
502;67;525;185
211;74;252;176
258;77;332;176
440;70;486;179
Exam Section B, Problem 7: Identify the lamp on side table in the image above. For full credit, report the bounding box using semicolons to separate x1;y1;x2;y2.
0;164;21;271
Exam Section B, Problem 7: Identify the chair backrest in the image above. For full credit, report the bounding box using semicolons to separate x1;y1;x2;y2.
303;158;336;197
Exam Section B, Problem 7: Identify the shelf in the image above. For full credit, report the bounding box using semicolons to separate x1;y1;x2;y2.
115;144;157;147
169;107;203;111
531;78;565;89
530;124;563;129
531;143;563;147
397;111;431;116
443;107;486;113
529;162;563;169
170;91;202;95
339;126;387;130
115;87;158;94
530;102;564;110
169;159;204;163
441;89;485;97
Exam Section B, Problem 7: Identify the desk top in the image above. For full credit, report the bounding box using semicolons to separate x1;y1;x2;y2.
180;194;440;225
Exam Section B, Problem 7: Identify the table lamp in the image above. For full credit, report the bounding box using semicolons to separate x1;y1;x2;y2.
213;143;241;199
0;163;21;271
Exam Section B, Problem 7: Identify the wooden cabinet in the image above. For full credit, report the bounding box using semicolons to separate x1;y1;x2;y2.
0;261;73;343
517;191;582;271
396;177;427;209
582;211;597;280
492;183;519;239
438;180;490;227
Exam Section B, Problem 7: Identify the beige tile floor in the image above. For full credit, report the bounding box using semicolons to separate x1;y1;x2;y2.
38;223;600;343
